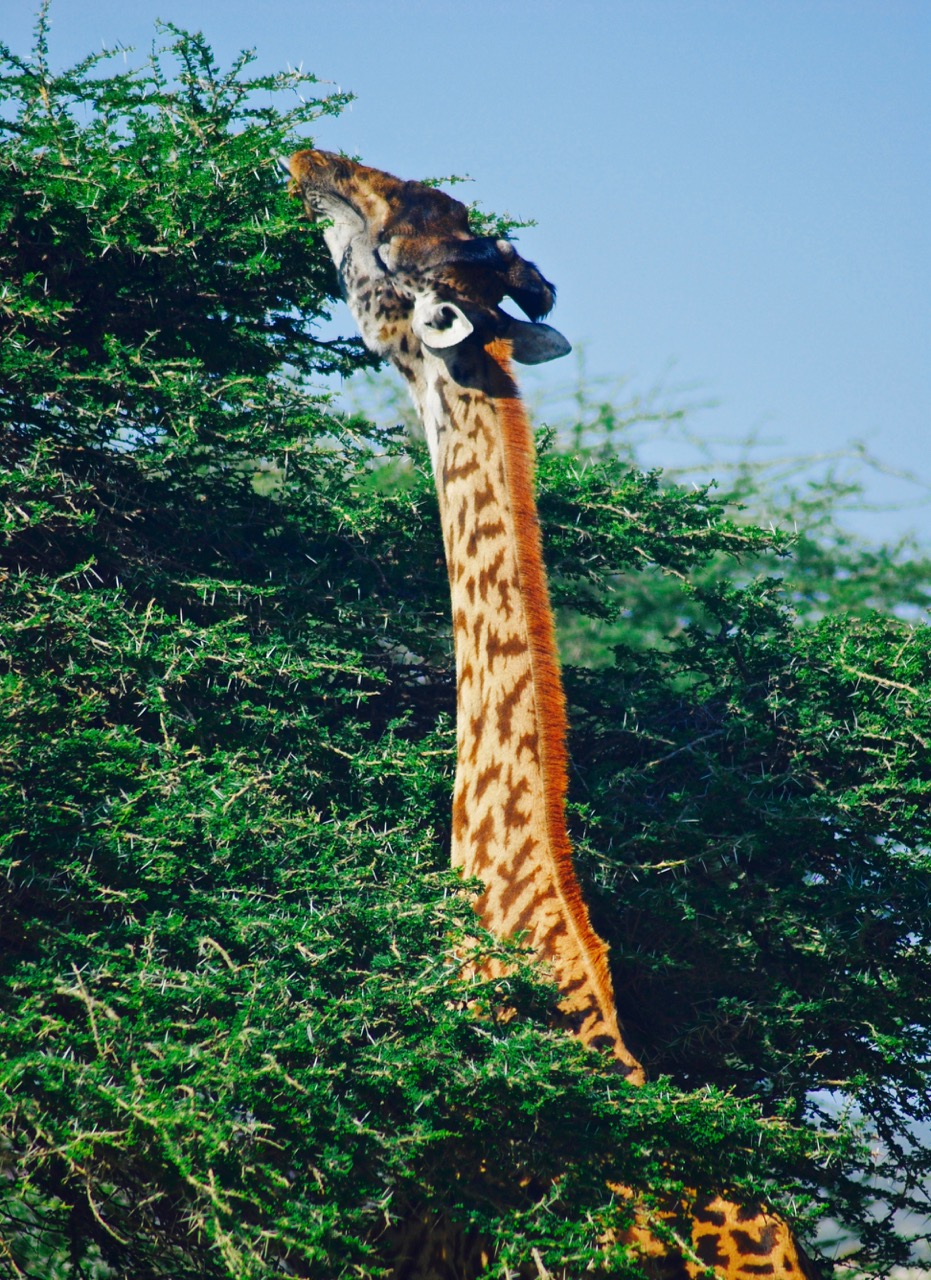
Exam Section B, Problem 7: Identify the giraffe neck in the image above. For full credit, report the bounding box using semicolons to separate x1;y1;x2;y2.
408;337;643;1082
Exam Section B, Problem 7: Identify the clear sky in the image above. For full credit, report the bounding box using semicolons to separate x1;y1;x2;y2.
5;1;930;541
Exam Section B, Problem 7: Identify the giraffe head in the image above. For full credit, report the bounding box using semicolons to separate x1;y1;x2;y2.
286;150;571;372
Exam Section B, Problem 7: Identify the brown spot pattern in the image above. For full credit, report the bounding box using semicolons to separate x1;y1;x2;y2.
696;1233;728;1269
733;1226;780;1257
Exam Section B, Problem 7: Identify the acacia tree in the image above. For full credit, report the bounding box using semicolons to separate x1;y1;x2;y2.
1;14;930;1279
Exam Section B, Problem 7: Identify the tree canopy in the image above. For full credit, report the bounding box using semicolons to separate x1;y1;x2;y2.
1;14;930;1279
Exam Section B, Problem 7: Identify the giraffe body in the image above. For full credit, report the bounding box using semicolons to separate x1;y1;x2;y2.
287;149;818;1280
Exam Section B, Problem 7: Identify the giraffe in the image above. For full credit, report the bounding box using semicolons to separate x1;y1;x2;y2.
286;148;819;1280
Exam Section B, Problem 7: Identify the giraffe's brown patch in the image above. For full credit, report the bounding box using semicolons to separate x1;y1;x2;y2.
536;916;568;961
741;1265;776;1275
478;548;505;601
470;812;497;875
516;729;540;763
443;455;480;485
435;379;452;425
561;1005;594;1036
495;669;532;743
466;415;494;450
452;791;470;846
468;710;486;761
486;627;527;670
588;1034;617;1051
642;1253;691;1280
510;834;537;876
498;864;538;916
466;519;506;558
502;776;532;830
695;1207;727;1228
510;892;545;936
474;761;503;803
695;1234;728;1269
733;1227;779;1257
457;500;467;537
736;1206;766;1223
474;479;496;514
465;576;476;603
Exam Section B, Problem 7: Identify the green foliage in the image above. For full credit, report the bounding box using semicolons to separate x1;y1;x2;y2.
1;12;929;1279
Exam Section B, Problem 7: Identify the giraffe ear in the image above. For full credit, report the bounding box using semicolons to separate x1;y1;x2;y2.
411;296;474;349
506;318;572;364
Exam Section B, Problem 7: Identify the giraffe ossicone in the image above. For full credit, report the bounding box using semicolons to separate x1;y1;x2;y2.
287;148;819;1280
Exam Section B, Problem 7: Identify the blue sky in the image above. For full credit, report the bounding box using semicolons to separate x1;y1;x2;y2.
5;1;930;541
